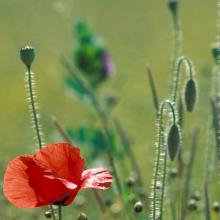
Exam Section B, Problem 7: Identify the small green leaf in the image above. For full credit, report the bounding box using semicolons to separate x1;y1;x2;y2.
64;76;87;99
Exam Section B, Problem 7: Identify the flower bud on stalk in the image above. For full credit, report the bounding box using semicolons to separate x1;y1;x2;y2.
168;0;178;15
77;212;88;220
212;43;220;63
167;123;181;161
20;46;35;68
184;79;197;112
134;201;143;213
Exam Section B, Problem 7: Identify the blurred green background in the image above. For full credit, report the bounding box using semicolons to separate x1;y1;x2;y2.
0;0;218;219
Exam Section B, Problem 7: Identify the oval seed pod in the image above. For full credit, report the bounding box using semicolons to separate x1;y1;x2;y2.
167;124;181;161
212;43;220;63
184;79;196;112
168;0;178;14
20;46;35;68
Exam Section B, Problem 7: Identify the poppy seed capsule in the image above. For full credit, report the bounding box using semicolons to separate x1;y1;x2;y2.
168;0;178;14
184;79;197;112
187;199;198;211
77;213;88;220
134;201;143;213
20;46;35;68
167;124;181;161
44;210;52;218
213;201;220;212
212;43;220;62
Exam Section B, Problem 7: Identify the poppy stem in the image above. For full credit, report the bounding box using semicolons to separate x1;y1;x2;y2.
151;100;177;220
58;205;62;220
26;66;44;149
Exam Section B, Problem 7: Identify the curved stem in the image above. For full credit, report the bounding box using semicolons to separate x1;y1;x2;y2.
171;56;194;103
171;13;181;67
152;100;176;220
26;67;43;149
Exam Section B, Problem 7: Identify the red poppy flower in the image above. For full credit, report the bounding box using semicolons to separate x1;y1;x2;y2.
3;142;112;208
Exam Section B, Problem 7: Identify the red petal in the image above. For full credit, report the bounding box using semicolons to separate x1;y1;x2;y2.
80;168;112;190
3;155;77;208
35;142;85;185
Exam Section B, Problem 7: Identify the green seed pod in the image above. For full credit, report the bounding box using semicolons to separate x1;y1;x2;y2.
212;201;220;212
77;212;88;220
191;191;201;201
169;167;178;178
134;201;143;213
184;79;197;112
167;124;181;161
168;0;178;14
20;46;35;68
44;210;52;218
187;199;198;211
212;43;220;63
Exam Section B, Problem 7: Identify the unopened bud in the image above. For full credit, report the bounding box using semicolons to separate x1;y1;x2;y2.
168;0;178;14
167;124;181;161
213;201;220;212
187;199;198;211
44;210;52;218
20;46;35;68
184;79;197;112
212;43;220;63
134;201;143;213
77;212;88;220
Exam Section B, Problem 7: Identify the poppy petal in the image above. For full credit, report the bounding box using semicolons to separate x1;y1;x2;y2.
3;155;76;208
35;142;85;185
80;168;112;190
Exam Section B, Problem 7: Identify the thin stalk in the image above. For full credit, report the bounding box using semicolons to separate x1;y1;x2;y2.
26;67;44;149
101;130;129;220
51;116;107;214
25;66;56;220
216;0;220;44
151;100;176;220
58;205;62;220
204;182;211;220
180;128;199;220
146;65;159;113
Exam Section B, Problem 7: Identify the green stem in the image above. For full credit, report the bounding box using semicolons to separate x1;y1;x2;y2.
152;100;176;220
171;56;194;103
26;67;43;149
58;205;62;220
26;66;56;220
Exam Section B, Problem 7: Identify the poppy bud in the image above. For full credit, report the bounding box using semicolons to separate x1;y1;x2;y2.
44;210;52;218
184;79;197;112
167;124;181;161
20;46;35;68
104;196;113;207
125;177;136;188
168;0;178;14
169;168;178;178
134;201;143;213
213;201;220;212
191;191;201;201
212;43;220;63
110;203;122;216
77;212;88;220
187;199;198;211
